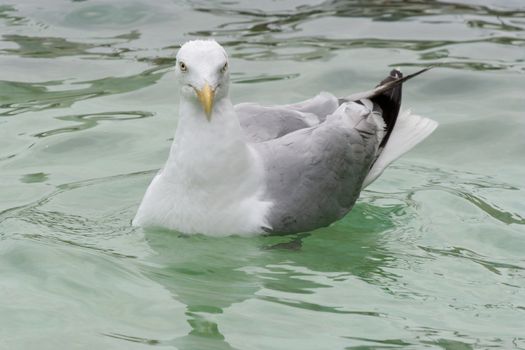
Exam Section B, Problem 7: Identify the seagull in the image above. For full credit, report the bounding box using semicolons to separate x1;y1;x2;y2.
133;40;437;236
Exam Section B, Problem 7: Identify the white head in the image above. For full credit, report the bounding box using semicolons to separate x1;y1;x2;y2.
175;40;230;121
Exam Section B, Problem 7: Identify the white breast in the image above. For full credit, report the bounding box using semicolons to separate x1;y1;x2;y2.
133;99;272;236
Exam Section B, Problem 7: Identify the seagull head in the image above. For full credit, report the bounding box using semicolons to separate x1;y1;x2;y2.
176;40;230;121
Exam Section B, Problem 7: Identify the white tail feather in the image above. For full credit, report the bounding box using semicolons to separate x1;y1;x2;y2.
362;110;438;188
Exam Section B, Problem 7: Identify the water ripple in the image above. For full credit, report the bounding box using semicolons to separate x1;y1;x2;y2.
32;111;154;138
193;0;525;24
259;295;385;317
0;170;155;258
0;67;167;116
1;31;140;58
383;164;525;226
0;5;26;26
419;246;524;274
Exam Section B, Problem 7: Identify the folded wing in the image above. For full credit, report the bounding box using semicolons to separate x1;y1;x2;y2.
236;68;437;233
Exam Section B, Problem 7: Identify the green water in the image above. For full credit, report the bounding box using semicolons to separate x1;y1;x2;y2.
1;0;524;349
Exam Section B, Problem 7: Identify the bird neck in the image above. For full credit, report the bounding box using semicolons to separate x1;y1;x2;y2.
163;97;259;189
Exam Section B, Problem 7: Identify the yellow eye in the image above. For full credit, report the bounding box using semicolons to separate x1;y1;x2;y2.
221;62;228;73
179;61;187;72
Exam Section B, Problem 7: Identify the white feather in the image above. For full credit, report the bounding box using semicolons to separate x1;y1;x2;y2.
362;109;438;188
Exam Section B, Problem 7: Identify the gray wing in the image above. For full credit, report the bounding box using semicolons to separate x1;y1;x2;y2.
237;67;431;144
235;92;339;143
253;102;382;234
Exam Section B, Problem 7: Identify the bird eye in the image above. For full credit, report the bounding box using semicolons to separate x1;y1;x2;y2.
179;61;187;72
221;62;228;73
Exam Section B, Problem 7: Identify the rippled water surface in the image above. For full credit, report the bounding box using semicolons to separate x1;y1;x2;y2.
1;0;524;349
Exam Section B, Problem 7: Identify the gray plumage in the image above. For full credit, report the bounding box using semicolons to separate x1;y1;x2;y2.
236;93;382;233
233;67;435;234
236;92;339;142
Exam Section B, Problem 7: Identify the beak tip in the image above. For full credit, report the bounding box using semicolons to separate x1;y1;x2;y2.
196;83;215;122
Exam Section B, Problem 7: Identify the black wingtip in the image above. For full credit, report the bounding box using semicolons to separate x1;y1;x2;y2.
371;69;405;148
370;66;434;148
340;66;433;103
390;69;402;79
381;66;433;91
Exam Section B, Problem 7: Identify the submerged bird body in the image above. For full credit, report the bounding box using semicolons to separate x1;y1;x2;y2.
133;40;437;236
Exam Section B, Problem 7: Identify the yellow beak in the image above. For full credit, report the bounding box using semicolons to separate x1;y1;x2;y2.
195;83;215;121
